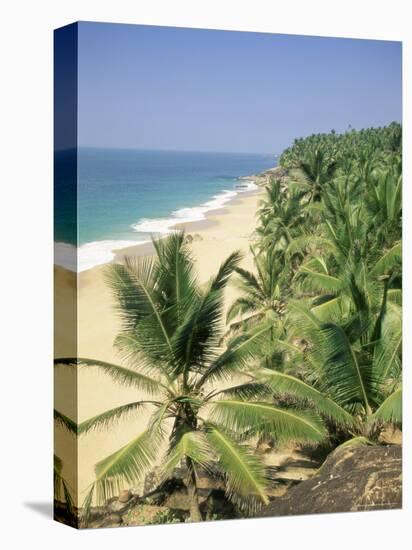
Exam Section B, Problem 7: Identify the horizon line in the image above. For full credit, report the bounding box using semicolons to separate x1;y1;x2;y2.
60;145;279;157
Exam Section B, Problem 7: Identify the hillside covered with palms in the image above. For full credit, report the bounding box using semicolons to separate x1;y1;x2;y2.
54;122;402;526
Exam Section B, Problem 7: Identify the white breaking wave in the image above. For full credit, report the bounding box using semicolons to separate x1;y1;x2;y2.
54;239;148;272
78;239;148;272
132;184;257;235
54;181;258;273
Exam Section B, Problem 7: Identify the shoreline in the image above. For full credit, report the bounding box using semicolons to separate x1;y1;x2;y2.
76;187;264;285
112;190;260;264
55;168;278;273
54;165;281;495
108;163;287;267
55;184;267;493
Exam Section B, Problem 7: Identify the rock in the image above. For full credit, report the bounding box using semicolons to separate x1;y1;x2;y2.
378;426;402;445
239;165;289;188
163;487;190;510
201;489;238;520
143;469;161;494
107;495;136;514
107;500;127;513
123;505;186;526
183;233;202;244
259;445;402;517
118;489;132;503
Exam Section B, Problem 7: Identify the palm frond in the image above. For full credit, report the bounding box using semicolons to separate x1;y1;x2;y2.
113;333;172;379
208;399;327;443
298;267;343;294
387;288;402;305
78;400;157;435
61;479;75;519
106;257;175;357
91;428;162;505
234;267;262;295
171;288;224;375
170;251;242;374
54;357;165;395
319;323;371;412
104;257;156;330
211;382;273;401
205;424;268;513
198;323;276;386
311;296;342;320
370;242;401;277
258;370;354;426
372;388;402;425
152;231;198;326
226;297;260;324
209;250;243;292
54;409;77;434
371;305;402;391
162;430;214;477
81;485;95;526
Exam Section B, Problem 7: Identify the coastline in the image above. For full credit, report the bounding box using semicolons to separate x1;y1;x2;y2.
115;163;283;262
54;163;282;273
55;183;269;495
111;188;261;264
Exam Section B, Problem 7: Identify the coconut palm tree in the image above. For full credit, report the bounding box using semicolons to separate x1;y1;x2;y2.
256;179;308;255
250;124;402;447
225;246;291;370
293;166;402;323
251;296;401;454
56;232;328;523
364;163;402;249
227;246;287;333
293;146;338;202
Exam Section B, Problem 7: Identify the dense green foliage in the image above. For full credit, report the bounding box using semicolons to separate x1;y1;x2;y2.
54;123;402;523
56;234;328;522
232;122;402;447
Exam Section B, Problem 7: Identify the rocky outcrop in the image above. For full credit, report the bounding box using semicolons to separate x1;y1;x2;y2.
259;445;402;517
72;444;401;527
239;165;289;187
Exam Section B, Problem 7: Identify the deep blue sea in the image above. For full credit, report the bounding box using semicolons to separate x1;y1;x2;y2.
54;148;275;270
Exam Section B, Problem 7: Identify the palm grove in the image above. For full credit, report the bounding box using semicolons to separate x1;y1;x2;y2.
55;122;402;524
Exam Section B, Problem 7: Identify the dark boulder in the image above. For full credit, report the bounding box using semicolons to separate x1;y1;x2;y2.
259;444;402;517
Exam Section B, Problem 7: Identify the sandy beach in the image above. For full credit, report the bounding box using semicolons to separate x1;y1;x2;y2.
49;22;403;530
54;188;264;500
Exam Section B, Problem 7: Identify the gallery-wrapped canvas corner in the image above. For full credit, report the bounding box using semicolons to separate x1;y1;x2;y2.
54;21;402;529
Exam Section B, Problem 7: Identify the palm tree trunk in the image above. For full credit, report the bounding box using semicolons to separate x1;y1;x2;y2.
185;457;202;522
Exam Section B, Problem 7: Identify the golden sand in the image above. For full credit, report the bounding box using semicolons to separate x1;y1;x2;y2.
54;190;263;501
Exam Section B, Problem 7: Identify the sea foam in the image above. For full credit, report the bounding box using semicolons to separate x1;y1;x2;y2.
55;239;148;272
54;181;258;272
132;183;256;235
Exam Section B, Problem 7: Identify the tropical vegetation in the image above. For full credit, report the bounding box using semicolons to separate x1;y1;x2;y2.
54;122;402;524
245;122;402;445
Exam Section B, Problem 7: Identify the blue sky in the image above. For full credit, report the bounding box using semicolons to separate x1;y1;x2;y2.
77;22;402;154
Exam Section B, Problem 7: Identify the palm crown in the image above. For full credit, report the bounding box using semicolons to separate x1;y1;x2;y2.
57;232;328;522
228;123;402;446
54;123;402;525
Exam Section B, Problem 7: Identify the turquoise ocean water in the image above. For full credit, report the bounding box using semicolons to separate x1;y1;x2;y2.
54;148;275;270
